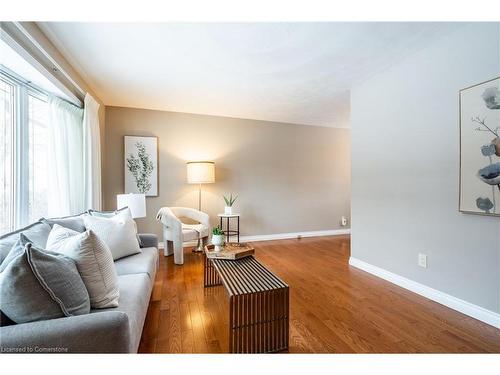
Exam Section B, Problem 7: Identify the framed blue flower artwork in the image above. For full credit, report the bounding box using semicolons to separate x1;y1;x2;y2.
459;77;500;216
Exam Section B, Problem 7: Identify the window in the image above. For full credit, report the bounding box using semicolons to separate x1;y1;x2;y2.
0;78;14;234
28;93;49;223
0;69;50;234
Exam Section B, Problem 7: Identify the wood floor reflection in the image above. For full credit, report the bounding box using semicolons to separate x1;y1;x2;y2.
139;236;500;353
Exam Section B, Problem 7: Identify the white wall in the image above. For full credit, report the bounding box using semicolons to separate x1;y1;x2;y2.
351;23;500;314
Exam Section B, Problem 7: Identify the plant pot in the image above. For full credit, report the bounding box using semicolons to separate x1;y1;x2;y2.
224;206;233;215
211;234;225;252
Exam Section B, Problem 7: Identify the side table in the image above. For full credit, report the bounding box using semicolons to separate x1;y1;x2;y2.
203;253;290;353
217;213;240;243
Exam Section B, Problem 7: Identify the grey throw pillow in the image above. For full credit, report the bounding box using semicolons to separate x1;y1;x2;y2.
0;221;52;265
0;234;90;324
41;213;86;233
46;225;120;308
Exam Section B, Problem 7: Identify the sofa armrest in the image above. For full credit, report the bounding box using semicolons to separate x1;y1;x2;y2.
138;233;158;249
0;311;130;353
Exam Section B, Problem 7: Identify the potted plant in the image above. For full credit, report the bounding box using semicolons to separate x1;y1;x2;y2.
223;193;238;215
211;226;225;251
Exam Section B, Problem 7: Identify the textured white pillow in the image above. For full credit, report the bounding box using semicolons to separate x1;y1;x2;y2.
83;208;141;261
46;224;120;308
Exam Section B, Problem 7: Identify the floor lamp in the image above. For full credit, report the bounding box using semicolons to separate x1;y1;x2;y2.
187;161;215;251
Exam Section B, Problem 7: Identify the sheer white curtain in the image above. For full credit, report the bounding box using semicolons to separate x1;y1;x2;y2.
47;96;84;216
83;93;102;210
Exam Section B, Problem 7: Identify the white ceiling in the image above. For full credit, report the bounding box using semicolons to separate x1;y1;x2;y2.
37;22;464;128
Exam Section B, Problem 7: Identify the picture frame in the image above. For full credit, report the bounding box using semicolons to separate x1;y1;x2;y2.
124;135;158;197
459;76;500;216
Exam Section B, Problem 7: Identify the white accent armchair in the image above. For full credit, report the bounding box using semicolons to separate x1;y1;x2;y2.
156;207;210;265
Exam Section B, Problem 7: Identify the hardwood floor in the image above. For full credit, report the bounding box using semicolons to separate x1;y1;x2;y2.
138;236;500;353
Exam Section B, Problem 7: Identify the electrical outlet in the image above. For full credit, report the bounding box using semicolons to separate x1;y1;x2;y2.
418;253;427;268
341;216;348;226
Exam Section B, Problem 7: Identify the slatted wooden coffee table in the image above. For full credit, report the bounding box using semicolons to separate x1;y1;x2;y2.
204;255;289;353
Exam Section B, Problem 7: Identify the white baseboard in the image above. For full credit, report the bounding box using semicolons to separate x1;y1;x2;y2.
158;240;201;249
240;228;350;242
348;257;500;329
158;228;350;249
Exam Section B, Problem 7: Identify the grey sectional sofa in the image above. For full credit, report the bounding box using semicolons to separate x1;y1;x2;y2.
0;216;159;353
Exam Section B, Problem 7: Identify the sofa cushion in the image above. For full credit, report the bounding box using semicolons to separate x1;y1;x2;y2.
46;225;120;309
83;209;141;261
137;233;158;249
0;235;90;324
114;247;158;279
0;221;52;265
95;273;152;353
41;213;86;233
0;310;130;353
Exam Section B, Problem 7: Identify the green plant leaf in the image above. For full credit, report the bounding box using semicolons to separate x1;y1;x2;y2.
212;225;224;235
223;193;238;206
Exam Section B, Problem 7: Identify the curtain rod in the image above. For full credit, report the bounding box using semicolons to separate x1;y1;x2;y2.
0;65;83;109
0;22;84;107
14;22;86;98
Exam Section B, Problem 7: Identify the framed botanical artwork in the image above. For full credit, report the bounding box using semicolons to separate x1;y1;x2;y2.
124;136;158;197
459;77;500;216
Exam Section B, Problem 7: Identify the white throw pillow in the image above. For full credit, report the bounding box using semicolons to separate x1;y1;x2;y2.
46;224;120;308
83;208;141;261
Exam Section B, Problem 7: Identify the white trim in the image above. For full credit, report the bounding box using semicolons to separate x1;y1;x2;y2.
0;22;83;106
14;22;86;98
158;228;351;249
240;229;350;242
348;257;500;329
158;240;196;249
158;240;198;249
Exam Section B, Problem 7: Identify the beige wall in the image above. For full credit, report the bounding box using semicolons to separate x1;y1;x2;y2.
104;106;351;239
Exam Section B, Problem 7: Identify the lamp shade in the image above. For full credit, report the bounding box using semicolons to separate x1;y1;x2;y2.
186;161;215;184
116;193;146;218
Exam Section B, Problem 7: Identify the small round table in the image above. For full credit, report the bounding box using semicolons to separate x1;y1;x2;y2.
218;213;240;243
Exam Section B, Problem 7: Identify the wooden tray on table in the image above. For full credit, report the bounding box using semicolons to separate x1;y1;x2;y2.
204;242;255;260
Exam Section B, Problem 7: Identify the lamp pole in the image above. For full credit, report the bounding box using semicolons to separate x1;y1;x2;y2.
186;161;215;252
198;183;202;211
194;183;204;252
